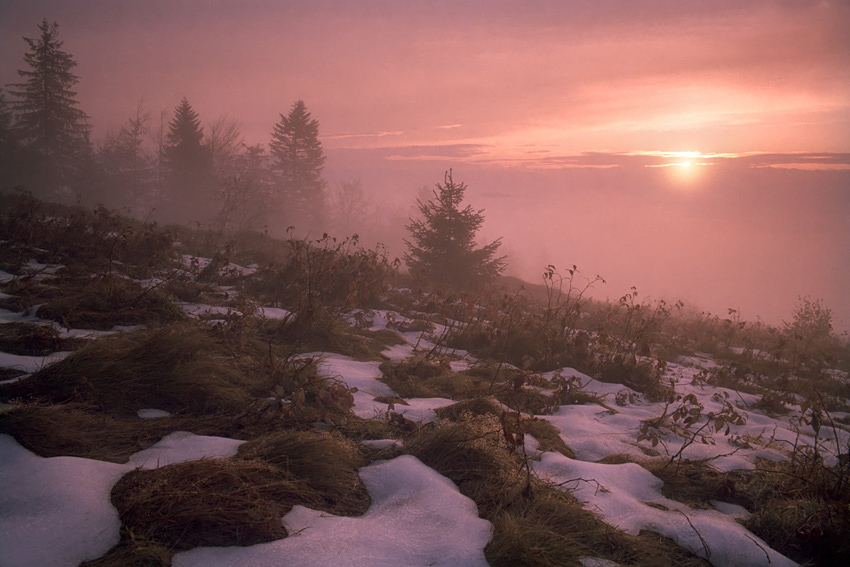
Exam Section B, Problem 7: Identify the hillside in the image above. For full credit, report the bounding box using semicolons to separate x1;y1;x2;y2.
1;193;848;567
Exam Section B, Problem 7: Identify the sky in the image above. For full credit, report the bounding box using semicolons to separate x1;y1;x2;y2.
1;0;848;330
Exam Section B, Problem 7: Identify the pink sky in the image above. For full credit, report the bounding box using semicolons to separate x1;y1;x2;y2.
2;0;848;329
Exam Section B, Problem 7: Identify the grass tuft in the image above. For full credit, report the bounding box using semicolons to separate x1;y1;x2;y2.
112;458;303;549
236;429;370;516
1;323;262;416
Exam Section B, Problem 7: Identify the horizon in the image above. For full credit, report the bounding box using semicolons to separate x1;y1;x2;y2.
1;0;848;331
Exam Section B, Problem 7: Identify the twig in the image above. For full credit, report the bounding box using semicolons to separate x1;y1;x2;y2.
553;477;604;495
675;509;711;559
744;532;770;564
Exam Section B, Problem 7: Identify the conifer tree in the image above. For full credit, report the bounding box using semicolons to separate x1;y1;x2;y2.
269;100;326;229
7;19;90;195
0;90;20;191
98;104;153;210
162;97;212;221
404;170;506;289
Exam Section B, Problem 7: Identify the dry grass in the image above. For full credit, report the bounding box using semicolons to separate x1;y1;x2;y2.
112;458;305;549
35;275;184;330
379;358;487;399
0;322;86;356
0;404;171;462
107;429;371;560
0;323;263;416
436;397;503;421
525;418;576;459
236;429;370;516
81;534;172;567
739;458;850;565
253;308;391;361
0;404;235;462
405;419;712;567
644;459;748;510
0;271;183;331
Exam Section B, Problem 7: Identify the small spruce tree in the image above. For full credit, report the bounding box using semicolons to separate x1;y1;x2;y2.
161;97;213;221
97;104;153;210
270;100;326;230
404;170;506;289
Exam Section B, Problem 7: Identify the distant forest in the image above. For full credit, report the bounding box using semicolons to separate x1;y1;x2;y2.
0;19;390;241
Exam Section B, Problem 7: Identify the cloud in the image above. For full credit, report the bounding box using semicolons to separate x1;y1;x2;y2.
381;143;493;160
737;152;850;171
350;144;850;172
324;130;405;141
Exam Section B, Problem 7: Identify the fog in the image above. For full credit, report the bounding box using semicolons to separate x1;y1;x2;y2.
324;150;850;331
1;0;848;331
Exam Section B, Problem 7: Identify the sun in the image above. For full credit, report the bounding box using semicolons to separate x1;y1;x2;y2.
668;159;703;186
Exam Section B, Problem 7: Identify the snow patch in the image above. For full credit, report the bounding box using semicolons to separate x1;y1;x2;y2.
534;452;797;567
172;455;492;567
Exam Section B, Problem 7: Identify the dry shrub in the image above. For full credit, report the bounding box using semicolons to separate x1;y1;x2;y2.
2;323;262;416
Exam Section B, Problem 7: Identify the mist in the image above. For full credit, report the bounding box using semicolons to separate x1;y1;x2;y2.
323;150;850;332
1;0;848;331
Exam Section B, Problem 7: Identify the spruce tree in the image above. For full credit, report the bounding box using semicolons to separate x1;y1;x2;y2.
162;98;212;221
98;105;153;210
7;19;90;195
0;90;20;191
269;100;326;229
404;170;506;289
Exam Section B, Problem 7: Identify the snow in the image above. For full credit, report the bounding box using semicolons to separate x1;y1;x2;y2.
580;558;620;567
0;432;245;567
137;408;171;418
381;341;413;362
362;438;403;450
0;350;71;379
0;307;40;324
533;451;796;567
0;299;833;566
0;435;127;567
179;302;235;318
257;305;292;319
56;324;144;339
172;455;492;567
126;431;245;469
316;353;455;423
180;302;291;322
710;499;750;519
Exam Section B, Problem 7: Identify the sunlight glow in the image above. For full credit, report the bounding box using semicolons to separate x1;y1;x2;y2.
668;159;703;186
